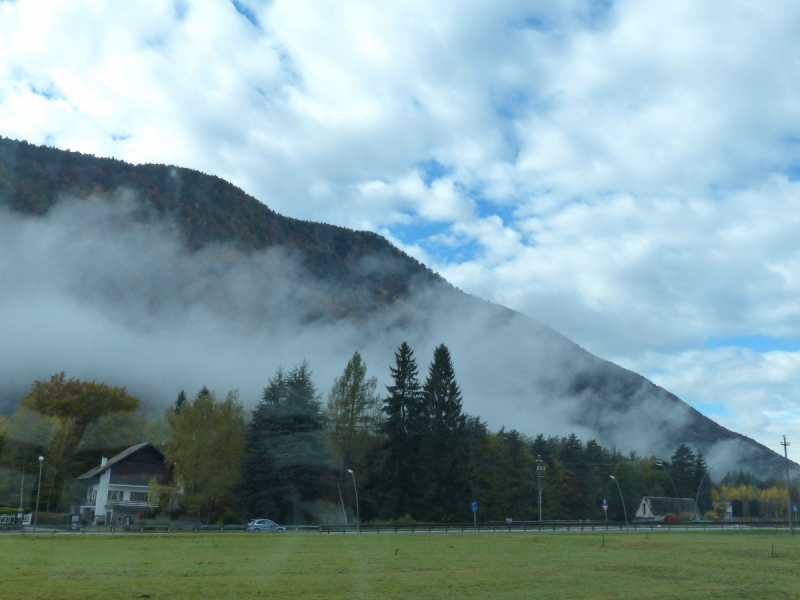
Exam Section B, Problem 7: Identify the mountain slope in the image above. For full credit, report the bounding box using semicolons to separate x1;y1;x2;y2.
0;136;793;477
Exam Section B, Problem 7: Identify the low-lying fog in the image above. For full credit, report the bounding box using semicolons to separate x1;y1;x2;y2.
0;192;764;473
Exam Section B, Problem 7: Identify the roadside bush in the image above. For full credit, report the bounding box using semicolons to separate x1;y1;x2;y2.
33;512;69;525
364;515;419;526
215;511;243;525
662;513;681;523
679;512;696;522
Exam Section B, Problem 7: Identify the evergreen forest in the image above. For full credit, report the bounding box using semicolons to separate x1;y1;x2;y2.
3;342;794;526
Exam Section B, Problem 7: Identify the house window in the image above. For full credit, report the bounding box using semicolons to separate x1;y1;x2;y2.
130;492;149;503
107;490;124;501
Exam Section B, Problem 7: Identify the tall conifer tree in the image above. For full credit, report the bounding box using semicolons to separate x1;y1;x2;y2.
240;361;333;524
382;342;423;518
421;343;468;520
670;444;697;498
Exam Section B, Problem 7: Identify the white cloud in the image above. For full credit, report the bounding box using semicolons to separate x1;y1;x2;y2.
3;0;800;450
619;346;800;454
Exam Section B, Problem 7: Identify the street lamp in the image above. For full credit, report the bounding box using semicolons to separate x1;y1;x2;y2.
337;481;348;525
694;463;719;520
33;456;43;534
536;456;546;522
347;469;360;534
19;467;25;511
609;475;628;531
655;460;679;499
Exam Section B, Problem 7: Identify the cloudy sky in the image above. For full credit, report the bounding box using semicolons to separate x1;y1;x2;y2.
2;0;800;454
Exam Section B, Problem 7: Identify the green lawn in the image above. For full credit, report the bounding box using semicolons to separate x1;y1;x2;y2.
1;530;799;599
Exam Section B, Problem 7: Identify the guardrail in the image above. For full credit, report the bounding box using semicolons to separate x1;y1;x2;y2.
317;520;796;534
0;520;794;534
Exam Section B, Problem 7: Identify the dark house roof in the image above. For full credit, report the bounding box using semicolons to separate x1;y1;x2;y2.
642;497;699;515
77;443;172;486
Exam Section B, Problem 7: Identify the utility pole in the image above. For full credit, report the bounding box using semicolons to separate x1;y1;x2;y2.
781;436;794;535
33;456;43;534
536;455;546;522
19;468;25;511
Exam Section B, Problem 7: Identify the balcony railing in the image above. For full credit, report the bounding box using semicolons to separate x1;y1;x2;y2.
80;498;156;508
105;499;156;508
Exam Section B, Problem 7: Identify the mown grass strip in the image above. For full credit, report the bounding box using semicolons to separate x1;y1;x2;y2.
1;530;799;599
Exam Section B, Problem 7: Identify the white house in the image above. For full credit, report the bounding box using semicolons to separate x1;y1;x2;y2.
77;443;175;526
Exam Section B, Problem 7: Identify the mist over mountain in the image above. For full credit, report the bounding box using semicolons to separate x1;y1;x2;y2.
0;137;793;477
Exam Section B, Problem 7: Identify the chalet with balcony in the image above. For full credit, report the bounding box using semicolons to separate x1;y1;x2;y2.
77;443;174;526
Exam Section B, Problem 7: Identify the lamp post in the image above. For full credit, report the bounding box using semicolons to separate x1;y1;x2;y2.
337;481;348;526
655;460;679;499
694;463;719;520
536;456;546;522
609;475;628;531
33;456;43;534
347;469;360;534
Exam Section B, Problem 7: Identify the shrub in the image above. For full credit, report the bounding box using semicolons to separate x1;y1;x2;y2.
662;513;681;523
33;512;70;525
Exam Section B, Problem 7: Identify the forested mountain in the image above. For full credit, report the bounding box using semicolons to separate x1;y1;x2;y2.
0;136;794;478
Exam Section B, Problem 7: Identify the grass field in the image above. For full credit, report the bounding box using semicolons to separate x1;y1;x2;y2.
2;530;799;599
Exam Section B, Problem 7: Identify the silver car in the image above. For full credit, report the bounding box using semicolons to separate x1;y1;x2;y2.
247;518;286;532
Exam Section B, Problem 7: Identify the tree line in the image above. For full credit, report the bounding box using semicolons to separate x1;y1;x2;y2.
2;345;789;524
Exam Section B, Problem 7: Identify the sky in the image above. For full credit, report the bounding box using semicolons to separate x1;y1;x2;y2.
1;0;800;456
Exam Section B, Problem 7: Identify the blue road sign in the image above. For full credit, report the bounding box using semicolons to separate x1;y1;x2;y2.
472;502;478;512
602;499;607;506
794;505;797;512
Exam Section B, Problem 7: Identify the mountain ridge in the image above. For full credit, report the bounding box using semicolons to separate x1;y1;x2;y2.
0;135;794;478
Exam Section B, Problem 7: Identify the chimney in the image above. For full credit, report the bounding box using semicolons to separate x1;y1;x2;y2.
100;456;108;467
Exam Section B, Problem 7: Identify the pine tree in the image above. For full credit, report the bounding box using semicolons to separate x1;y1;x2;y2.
421;343;468;520
175;390;187;411
240;361;334;524
381;342;423;518
670;444;697;498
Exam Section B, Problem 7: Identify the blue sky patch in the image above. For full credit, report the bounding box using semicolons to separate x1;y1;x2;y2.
173;1;189;20
29;85;59;100
389;218;483;265
474;199;517;227
231;1;259;27
415;159;453;187
522;16;551;32
490;88;535;121
390;218;451;246
692;401;733;418
111;134;131;142
706;335;800;353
